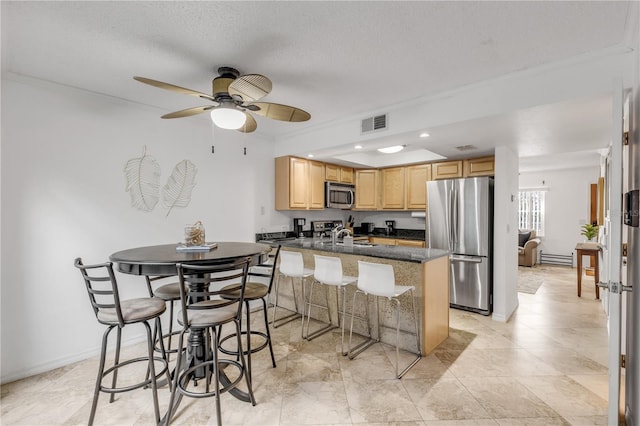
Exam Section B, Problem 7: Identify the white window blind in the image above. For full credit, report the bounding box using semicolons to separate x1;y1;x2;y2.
518;190;546;236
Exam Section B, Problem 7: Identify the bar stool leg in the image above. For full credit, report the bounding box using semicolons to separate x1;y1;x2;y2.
110;326;122;403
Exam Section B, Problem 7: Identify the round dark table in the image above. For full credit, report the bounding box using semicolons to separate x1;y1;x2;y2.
110;242;271;276
109;241;271;406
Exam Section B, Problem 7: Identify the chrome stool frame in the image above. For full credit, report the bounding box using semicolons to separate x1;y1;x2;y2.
348;261;422;378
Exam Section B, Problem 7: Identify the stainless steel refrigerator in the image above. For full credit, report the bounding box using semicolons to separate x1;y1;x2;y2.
427;177;493;315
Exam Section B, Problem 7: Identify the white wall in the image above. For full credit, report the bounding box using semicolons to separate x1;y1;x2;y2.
492;146;519;322
519;166;600;261
0;76;277;383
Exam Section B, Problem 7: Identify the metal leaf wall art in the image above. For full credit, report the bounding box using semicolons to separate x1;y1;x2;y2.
124;146;160;212
123;146;198;216
163;160;197;217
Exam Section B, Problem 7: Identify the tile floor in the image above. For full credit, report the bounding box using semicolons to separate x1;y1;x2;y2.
1;265;611;425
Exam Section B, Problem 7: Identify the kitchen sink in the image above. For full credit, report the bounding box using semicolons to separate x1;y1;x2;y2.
335;242;375;248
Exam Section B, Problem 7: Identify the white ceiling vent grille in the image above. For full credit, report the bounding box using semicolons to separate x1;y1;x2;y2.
455;144;478;152
361;114;388;134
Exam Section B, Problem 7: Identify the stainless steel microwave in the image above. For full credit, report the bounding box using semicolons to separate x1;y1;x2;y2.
325;182;355;209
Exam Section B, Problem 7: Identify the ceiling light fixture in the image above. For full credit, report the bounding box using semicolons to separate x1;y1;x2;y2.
377;145;405;154
307;154;314;158
419;132;430;138
354;145;363;149
210;103;247;129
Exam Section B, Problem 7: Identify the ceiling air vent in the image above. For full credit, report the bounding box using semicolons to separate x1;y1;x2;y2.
455;144;477;152
361;114;388;134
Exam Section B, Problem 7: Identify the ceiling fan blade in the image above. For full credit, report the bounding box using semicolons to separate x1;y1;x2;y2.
250;102;311;122
134;76;216;102
237;112;257;133
228;74;272;102
161;106;214;119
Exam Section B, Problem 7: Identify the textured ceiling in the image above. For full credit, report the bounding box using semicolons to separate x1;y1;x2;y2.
1;1;635;170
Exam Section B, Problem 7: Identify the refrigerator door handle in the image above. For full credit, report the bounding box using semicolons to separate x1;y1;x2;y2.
450;255;483;263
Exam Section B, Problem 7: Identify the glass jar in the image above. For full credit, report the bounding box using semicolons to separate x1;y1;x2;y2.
184;221;205;246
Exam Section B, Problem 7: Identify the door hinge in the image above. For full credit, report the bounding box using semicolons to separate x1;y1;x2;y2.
622;243;627;257
623;131;629;146
621;354;626;368
598;281;633;293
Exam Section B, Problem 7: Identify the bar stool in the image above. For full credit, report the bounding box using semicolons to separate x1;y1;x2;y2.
348;260;421;378
219;245;281;381
304;254;357;355
74;258;171;426
271;250;313;330
145;275;182;361
165;257;255;426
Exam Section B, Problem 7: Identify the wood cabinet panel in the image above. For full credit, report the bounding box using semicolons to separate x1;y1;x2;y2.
397;239;425;248
340;167;354;184
308;160;325;209
325;164;339;182
355;169;378;210
275;156;324;210
326;164;354;183
381;167;405;209
432;160;463;180
463;156;495;177
406;164;431;210
369;237;397;245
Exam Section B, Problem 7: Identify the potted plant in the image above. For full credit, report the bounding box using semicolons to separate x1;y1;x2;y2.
581;223;599;241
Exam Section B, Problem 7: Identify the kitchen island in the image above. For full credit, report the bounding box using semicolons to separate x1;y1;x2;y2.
261;238;450;355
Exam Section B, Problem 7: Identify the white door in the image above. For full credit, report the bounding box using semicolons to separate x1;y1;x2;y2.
602;80;625;425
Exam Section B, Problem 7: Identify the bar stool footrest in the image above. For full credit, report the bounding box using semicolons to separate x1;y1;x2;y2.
101;356;169;394
176;359;244;399
218;330;269;356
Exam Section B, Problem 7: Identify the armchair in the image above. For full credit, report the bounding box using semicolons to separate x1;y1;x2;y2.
518;230;540;267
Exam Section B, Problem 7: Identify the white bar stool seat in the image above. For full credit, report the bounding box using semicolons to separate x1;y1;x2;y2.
304;255;357;355
348;260;422;378
271;250;314;331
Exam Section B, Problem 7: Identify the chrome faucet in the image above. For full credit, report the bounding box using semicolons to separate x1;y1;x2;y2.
331;225;352;245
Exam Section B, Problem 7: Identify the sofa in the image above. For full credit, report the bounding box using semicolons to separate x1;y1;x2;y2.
518;229;540;267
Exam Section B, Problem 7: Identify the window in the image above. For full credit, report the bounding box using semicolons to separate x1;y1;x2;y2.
518;190;546;236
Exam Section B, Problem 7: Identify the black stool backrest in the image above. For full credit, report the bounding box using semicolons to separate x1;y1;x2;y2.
74;257;124;327
175;257;252;326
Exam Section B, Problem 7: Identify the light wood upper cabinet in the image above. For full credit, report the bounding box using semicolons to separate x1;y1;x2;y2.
463;156;495;177
275;156;324;210
355;169;378;210
380;167;405;209
405;164;432;210
432;160;463;180
308;160;325;209
340;167;354;184
325;164;354;184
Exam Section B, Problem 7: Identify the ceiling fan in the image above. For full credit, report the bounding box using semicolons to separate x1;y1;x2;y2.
133;66;311;133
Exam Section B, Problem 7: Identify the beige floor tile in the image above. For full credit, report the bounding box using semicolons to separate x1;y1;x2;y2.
459;377;561;419
517;375;608;418
1;264;617;425
343;379;422;423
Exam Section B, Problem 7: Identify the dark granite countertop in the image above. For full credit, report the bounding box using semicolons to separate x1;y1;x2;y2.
258;237;448;264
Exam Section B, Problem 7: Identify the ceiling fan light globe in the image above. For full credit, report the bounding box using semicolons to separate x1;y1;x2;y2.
210;108;247;129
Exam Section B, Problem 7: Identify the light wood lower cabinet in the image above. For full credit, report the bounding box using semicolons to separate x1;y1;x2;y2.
368;237;425;248
397;239;425;248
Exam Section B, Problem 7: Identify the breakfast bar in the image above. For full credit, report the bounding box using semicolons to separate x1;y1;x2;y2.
262;238;450;355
